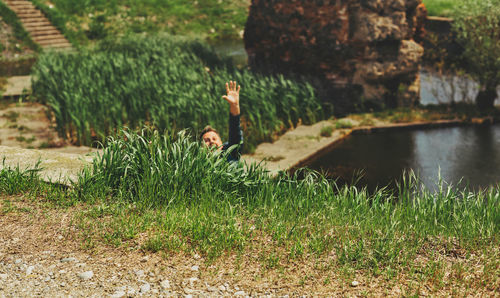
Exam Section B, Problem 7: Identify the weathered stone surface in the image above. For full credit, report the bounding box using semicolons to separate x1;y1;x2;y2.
244;0;425;109
0;145;95;185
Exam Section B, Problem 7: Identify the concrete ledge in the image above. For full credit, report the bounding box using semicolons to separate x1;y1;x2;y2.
259;119;473;175
352;119;464;134
0;145;95;185
2;76;31;97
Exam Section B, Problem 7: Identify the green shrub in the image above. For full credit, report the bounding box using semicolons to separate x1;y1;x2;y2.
32;34;323;152
452;0;500;110
335;120;353;129
85;14;108;40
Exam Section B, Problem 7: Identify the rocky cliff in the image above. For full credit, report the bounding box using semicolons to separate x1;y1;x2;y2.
244;0;426;110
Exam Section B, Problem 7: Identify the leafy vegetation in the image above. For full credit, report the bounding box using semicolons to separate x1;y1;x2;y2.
32;34;323;152
319;125;333;137
335;119;353;129
451;0;500;110
423;0;455;17
0;130;498;291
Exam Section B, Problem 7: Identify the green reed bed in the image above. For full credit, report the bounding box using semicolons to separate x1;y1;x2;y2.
31;35;322;152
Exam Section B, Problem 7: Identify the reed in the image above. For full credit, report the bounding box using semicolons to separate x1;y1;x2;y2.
73;130;500;261
32;34;322;152
0;130;498;284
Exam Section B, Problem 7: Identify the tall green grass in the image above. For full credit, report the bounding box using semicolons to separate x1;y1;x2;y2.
0;129;498;277
73;129;500;261
32;34;323;152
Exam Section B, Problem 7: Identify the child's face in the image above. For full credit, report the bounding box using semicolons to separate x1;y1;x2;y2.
202;131;223;149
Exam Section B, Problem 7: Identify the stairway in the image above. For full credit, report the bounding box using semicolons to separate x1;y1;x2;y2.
4;0;72;49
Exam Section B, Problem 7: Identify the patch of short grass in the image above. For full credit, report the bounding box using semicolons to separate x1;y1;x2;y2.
335;119;353;129
423;0;455;17
320;125;333;137
30;0;250;45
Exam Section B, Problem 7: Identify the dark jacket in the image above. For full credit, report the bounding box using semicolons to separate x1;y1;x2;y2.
222;113;243;162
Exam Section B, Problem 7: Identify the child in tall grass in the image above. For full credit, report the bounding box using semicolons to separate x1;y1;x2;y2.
200;81;243;162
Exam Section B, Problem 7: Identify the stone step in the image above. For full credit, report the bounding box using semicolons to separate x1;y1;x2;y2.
36;41;72;49
4;0;72;50
14;11;44;18
1;75;31;97
8;8;40;14
24;24;55;31
32;34;66;41
44;42;73;49
0;145;96;186
7;5;38;11
34;37;69;45
29;29;61;37
15;16;48;24
3;0;37;7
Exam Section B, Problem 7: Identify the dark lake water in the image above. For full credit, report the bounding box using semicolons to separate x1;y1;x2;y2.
308;124;500;191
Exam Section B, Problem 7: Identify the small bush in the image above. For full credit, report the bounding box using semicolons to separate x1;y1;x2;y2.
86;14;108;40
423;0;455;17
335;120;353;129
320;125;333;137
451;0;500;110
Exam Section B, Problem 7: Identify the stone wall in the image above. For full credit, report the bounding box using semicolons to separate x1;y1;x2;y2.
244;0;426;110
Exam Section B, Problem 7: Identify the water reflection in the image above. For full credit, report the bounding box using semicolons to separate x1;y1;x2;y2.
420;69;500;106
309;125;500;192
